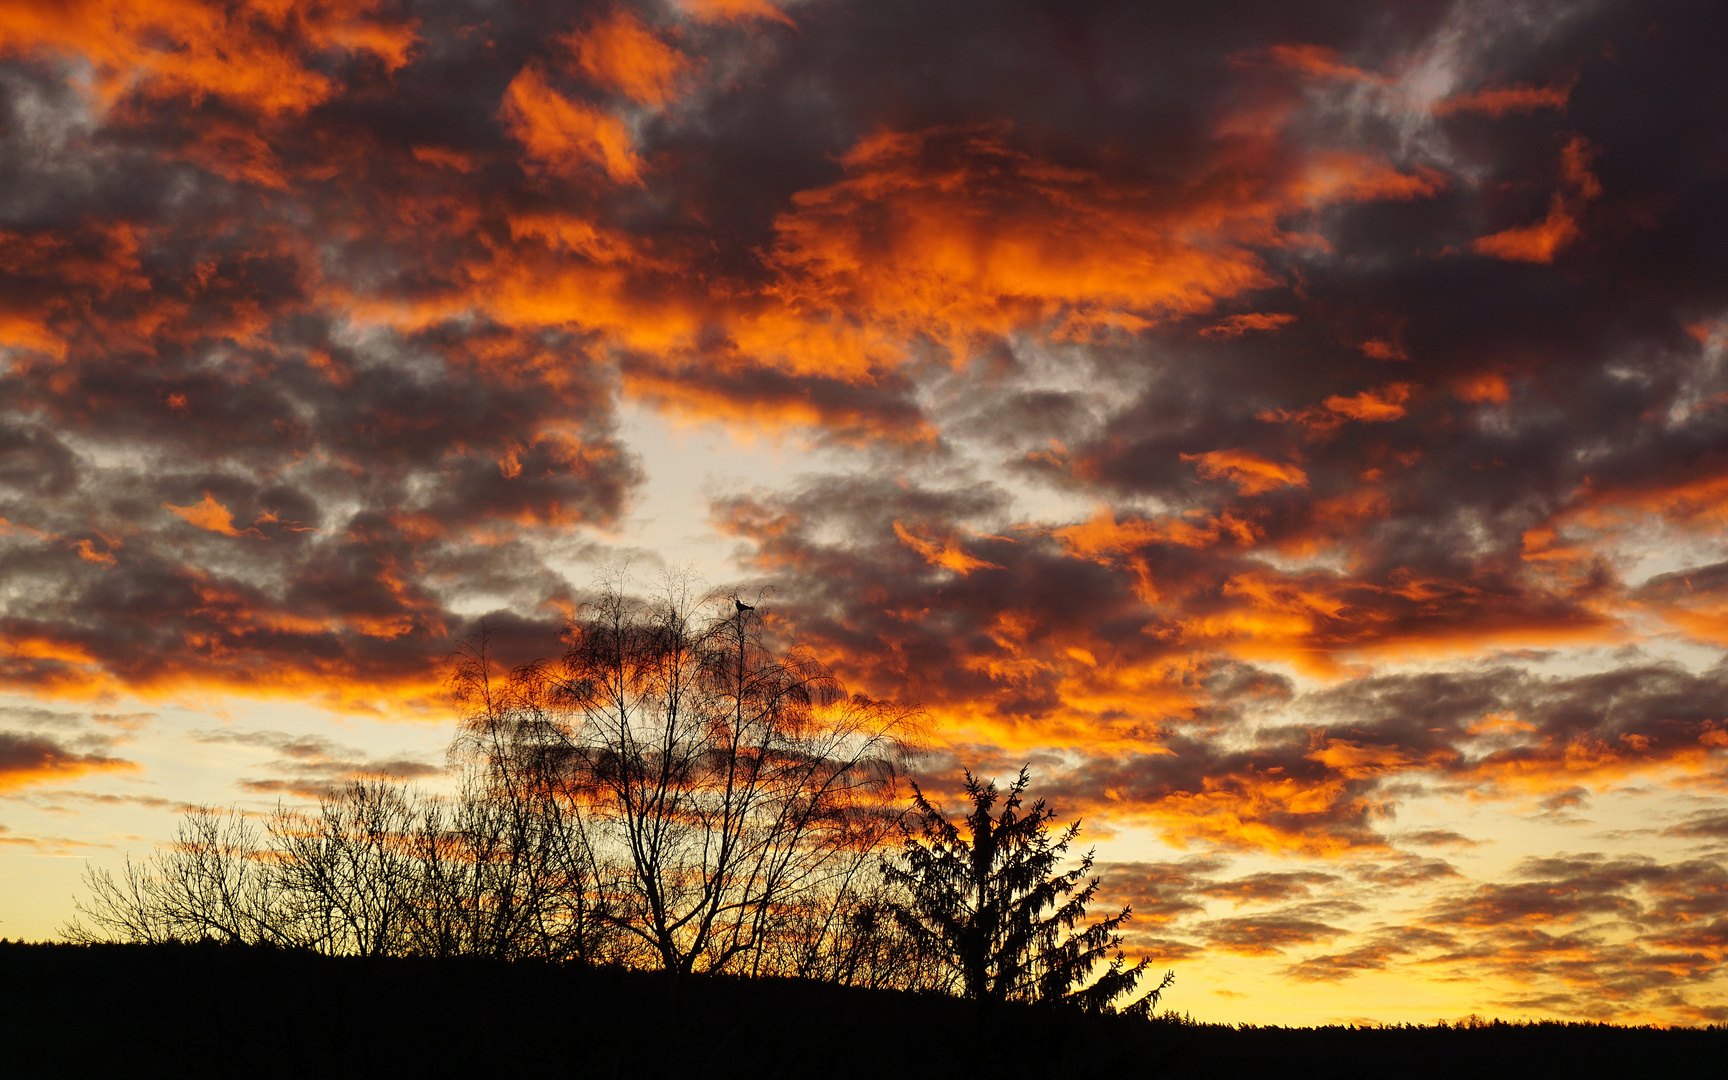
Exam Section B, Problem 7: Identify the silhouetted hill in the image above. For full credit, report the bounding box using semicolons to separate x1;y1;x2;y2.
3;942;1722;1079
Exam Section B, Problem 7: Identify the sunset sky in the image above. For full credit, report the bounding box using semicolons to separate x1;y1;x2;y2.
4;0;1728;1025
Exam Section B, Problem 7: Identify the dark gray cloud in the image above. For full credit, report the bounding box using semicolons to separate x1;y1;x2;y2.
190;727;444;801
0;730;134;790
1395;829;1481;848
1665;810;1728;840
1284;925;1459;982
1200;908;1358;957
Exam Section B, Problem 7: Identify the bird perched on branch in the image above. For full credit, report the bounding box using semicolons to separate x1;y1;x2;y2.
734;599;755;612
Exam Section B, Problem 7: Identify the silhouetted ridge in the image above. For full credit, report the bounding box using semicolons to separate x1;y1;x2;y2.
4;942;1723;1080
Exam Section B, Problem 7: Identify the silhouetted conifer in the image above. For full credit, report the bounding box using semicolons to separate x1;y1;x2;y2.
884;766;1170;1013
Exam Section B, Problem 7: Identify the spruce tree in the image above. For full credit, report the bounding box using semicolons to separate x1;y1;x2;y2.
884;767;1171;1013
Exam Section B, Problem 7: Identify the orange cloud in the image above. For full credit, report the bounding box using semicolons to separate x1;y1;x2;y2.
1183;572;1350;665
0;310;66;357
1201;312;1296;338
1465;712;1538;738
904;653;1211;757
892;521;1003;575
179;120;291;190
674;0;796;27
1463;729;1727;798
1358;338;1408;361
500;65;643;184
1653;599;1728;649
1436;76;1576;117
1261;383;1415;432
1278;485;1395;561
73;538;116;565
1049;507;1259;607
0;623;456;712
1054;507;1260;560
619;362;939;446
1256;43;1575;126
0;518;56;543
1244;43;1385;86
0;218;304;368
1550;463;1728;570
410;145;476;173
1325;384;1413;422
1632;562;1728;648
1307;737;1426;780
164;494;243;536
1455;372;1511;403
1183;449;1309;495
0;0;417;116
567;8;692;106
1473;136;1601;263
304;116;1442;446
1473;207;1580;264
1157;560;1618;676
1144;776;1385;857
763;125;1439;360
2;222;150;308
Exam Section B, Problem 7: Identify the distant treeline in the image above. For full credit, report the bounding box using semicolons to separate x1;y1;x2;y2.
4;942;1723;1080
65;577;1163;1013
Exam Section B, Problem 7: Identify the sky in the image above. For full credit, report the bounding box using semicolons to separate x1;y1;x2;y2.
2;0;1728;1026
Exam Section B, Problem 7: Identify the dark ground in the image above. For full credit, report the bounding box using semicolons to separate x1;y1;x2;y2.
2;942;1722;1078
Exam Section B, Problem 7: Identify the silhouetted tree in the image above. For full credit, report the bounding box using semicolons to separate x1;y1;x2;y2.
525;571;921;976
64;807;297;947
269;779;425;957
66;572;929;984
65;777;598;961
785;871;950;991
884;767;1170;1013
442;634;617;963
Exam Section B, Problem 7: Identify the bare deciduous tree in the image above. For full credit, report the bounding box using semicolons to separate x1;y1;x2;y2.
269;779;424;957
66;571;936;988
439;634;615;963
534;572;920;976
65;807;298;948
